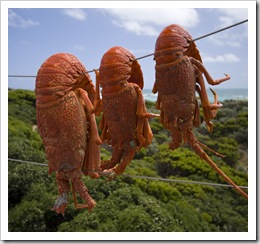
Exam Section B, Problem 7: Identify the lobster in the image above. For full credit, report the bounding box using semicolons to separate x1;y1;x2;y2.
35;53;102;215
152;24;248;199
94;46;159;177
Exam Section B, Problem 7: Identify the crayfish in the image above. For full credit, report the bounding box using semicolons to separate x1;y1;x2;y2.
35;53;102;215
94;46;159;178
153;24;248;199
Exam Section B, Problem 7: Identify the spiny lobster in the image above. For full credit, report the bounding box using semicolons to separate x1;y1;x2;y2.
35;53;102;215
94;46;159;178
152;24;248;199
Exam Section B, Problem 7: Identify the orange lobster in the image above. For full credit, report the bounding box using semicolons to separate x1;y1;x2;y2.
153;24;248;199
35;53;102;215
94;46;159;177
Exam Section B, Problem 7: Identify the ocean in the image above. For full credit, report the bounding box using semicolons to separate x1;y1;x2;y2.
142;88;248;103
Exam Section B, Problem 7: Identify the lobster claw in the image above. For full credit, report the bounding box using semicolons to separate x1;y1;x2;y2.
128;59;144;90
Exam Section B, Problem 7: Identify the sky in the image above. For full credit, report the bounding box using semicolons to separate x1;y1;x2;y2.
5;2;251;91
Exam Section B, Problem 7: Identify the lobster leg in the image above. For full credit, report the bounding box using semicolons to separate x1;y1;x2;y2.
134;84;160;119
194;68;222;132
93;69;102;116
152;81;158;94
52;171;70;216
77;87;102;178
67;169;96;211
186;130;248;199
190;57;230;85
104;144;136;178
193;90;201;128
83;112;102;179
99;115;110;142
133;84;158;147
101;145;124;170
152;81;161;110
113;146;136;175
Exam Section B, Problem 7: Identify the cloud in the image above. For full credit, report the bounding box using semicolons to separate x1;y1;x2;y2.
73;45;85;51
62;8;87;21
207;9;248;48
208;32;245;47
8;9;39;28
102;8;199;36
216;9;248;28
129;48;154;54
203;53;240;63
112;20;158;36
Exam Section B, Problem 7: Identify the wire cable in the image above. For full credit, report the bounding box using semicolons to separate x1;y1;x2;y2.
192;19;248;42
8;158;248;189
8;19;248;78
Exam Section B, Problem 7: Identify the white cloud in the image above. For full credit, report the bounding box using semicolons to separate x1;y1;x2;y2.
216;9;248;28
112;20;158;36
73;45;85;51
208;32;245;47
203;53;240;63
129;48;154;54
207;8;248;48
8;9;39;28
62;8;87;21
102;8;199;36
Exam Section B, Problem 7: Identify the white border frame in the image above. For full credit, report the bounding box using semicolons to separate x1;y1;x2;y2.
1;1;256;241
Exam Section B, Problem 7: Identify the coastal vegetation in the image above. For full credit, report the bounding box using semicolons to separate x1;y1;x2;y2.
8;89;248;232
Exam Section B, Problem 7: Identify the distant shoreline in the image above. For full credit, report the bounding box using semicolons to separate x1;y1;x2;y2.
143;88;248;102
8;87;248;103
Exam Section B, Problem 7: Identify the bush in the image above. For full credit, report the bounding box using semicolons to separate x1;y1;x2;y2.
8;90;248;232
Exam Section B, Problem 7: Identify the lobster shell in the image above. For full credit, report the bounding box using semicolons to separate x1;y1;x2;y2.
94;46;157;177
36;53;97;174
153;24;247;200
99;46;144;89
155;24;202;63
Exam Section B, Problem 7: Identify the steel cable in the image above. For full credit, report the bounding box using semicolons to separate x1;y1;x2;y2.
8;19;248;78
8;158;248;189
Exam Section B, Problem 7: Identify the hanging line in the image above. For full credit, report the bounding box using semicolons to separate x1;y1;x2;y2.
134;19;248;61
8;158;248;189
8;19;248;78
192;19;248;42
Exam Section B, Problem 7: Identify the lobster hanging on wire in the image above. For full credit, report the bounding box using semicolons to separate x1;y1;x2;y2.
152;24;248;199
94;46;159;178
35;53;102;215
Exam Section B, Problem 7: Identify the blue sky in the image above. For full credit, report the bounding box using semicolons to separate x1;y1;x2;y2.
5;3;250;91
